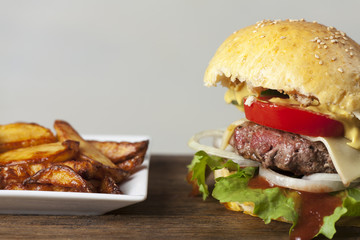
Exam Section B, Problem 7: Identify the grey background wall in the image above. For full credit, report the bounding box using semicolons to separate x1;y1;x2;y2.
1;0;360;154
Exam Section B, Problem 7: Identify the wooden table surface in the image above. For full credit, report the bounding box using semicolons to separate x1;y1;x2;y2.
0;155;359;239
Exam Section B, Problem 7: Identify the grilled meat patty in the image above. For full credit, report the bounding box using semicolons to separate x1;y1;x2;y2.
230;121;336;175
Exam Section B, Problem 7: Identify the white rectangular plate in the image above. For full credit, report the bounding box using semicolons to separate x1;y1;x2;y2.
0;135;150;215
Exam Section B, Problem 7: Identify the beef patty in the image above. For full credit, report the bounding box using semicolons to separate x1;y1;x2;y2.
229;121;336;175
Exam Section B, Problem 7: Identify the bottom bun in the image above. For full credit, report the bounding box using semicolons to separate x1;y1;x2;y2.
223;201;291;223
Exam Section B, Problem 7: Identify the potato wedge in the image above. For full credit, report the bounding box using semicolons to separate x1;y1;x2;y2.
4;182;91;192
89;140;149;163
0;163;50;188
0;140;79;166
99;175;122;194
54;120;116;168
117;155;144;172
23;165;94;192
59;159;99;180
0;122;57;153
62;159;129;182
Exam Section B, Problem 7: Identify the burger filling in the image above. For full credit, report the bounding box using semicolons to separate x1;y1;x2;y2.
230;121;336;176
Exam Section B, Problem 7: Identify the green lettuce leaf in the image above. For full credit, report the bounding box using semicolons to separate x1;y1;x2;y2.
213;171;298;224
316;188;360;239
187;151;360;239
187;150;237;200
316;206;347;239
343;188;360;217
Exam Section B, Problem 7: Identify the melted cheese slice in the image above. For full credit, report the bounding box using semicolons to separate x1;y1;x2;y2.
305;136;360;186
223;119;360;186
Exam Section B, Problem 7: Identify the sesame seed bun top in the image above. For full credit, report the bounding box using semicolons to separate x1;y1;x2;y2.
204;19;360;113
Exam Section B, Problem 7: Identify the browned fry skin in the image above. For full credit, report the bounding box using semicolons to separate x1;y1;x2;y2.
0;159;128;193
59;159;101;180
89;140;149;163
0;140;79;166
23;165;94;192
4;182;91;192
100;175;123;194
98;164;129;183
57;158;129;183
0;163;51;188
54;120;117;168
117;155;144;172
0;122;57;153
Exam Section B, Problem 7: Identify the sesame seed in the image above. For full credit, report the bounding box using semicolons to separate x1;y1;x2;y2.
260;35;265;38
350;52;354;57
317;39;321;43
350;46;354;50
324;45;328;49
324;37;329;40
317;45;321;49
341;31;346;36
343;36;348;40
319;60;323;65
338;67;344;73
330;36;334;40
253;30;257;33
315;54;320;59
331;39;338;43
280;36;286;39
345;48;349;52
320;42;325;45
331;57;337;61
313;21;318;23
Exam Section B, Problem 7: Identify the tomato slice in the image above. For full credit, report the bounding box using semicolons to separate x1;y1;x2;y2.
243;97;344;137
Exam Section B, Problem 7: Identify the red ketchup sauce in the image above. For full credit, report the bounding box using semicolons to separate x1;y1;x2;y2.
247;176;342;240
290;191;342;240
248;175;275;189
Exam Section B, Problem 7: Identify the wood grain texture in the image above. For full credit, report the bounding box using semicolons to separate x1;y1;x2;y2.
0;155;358;239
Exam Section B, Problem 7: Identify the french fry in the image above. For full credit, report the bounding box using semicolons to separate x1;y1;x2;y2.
23;165;94;192
54;120;116;168
0;140;79;166
0;122;57;153
89;140;149;163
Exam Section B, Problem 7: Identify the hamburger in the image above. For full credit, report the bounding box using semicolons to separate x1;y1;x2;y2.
187;19;360;239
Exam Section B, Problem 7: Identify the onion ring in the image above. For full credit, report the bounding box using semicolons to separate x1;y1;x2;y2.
259;166;356;193
303;173;360;182
188;129;259;167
